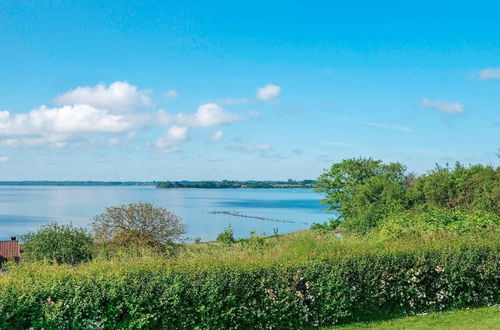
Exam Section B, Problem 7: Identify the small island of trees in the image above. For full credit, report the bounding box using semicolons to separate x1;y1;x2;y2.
156;179;316;189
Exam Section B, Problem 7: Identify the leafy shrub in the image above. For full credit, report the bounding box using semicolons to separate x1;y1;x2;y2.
407;163;499;215
316;159;499;234
21;223;93;265
0;235;497;329
92;203;186;248
374;209;500;240
310;218;342;231
216;225;235;246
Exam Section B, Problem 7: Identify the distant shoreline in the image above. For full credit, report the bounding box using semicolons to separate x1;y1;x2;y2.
156;180;316;189
0;181;157;186
0;180;316;188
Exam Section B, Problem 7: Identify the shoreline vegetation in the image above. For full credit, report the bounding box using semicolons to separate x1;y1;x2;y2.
0;157;498;328
0;180;316;188
156;180;316;189
0;181;158;186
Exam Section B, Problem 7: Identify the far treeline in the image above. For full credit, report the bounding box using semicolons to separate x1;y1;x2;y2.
0;181;157;186
156;179;316;189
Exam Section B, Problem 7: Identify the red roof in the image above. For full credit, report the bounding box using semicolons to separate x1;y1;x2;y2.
0;240;20;260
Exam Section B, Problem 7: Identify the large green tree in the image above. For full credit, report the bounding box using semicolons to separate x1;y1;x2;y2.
315;158;408;233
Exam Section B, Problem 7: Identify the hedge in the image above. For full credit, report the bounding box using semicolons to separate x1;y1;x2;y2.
0;241;498;329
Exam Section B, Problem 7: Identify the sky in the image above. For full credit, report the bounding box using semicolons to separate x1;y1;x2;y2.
0;0;499;181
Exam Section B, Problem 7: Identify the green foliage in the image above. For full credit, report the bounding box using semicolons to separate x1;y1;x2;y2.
92;203;187;248
407;163;499;215
311;218;342;231
1;233;498;329
216;225;235;246
238;231;270;250
316;158;500;234
21;223;93;265
315;157;408;233
374;209;500;241
156;180;316;189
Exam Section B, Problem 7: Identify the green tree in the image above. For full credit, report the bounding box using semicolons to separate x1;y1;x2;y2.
92;203;187;248
407;163;499;215
22;223;93;265
315;157;408;233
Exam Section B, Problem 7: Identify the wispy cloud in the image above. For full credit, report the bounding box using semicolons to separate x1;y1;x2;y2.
158;103;242;127
421;98;464;114
477;68;500;80
343;119;413;132
164;89;179;100
0;156;8;163
210;130;224;141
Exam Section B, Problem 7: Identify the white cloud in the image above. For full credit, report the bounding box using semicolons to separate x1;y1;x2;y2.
155;126;188;152
0;105;140;146
478;68;500;80
164;89;179;100
158;103;241;127
210;130;224;141
421;98;464;114
54;81;153;111
248;111;260;117
256;84;281;102
0;105;135;136
0;157;8;163
2;82;246;150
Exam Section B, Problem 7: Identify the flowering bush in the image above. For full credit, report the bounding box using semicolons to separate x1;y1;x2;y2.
0;235;498;329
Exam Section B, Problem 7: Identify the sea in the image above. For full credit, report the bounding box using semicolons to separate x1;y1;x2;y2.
0;186;331;241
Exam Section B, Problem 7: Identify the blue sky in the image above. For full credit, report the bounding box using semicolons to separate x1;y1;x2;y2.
0;1;499;180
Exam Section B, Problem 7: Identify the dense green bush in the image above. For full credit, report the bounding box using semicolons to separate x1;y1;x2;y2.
375;209;500;240
315;158;499;234
21;222;93;265
315;158;408;234
407;163;499;215
216;225;235;246
1;235;498;329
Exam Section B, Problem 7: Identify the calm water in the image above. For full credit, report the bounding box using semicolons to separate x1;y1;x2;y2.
0;186;331;241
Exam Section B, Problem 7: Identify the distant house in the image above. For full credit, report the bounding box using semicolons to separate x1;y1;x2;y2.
0;237;21;263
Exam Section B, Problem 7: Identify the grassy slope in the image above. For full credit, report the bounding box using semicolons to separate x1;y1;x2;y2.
328;307;500;329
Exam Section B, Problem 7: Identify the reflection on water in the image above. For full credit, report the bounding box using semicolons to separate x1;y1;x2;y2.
0;186;331;241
